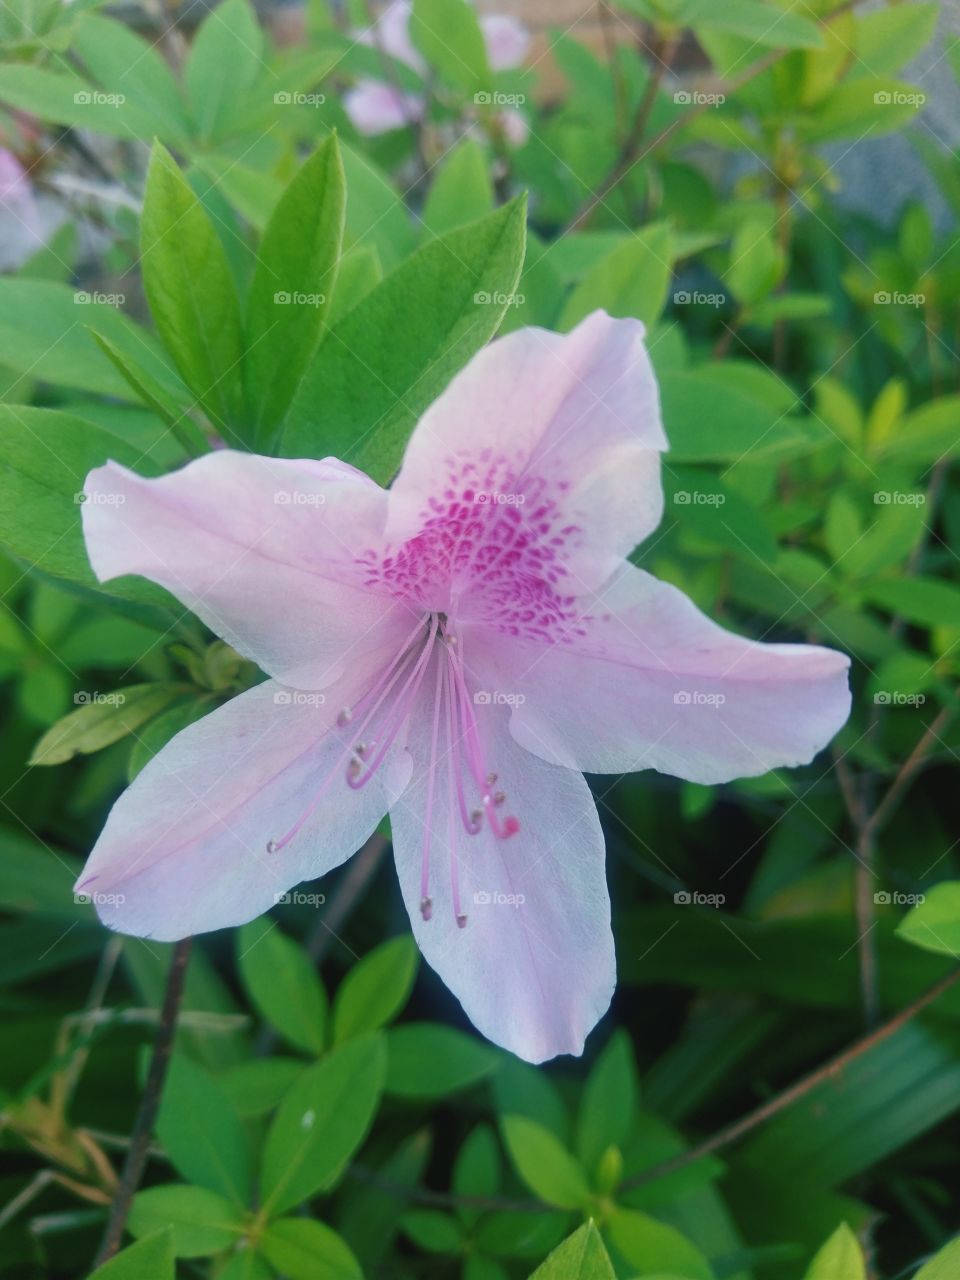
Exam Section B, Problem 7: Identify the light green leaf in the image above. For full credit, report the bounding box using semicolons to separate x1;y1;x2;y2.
560;223;672;330
576;1030;637;1177
281;198;527;482
71;14;190;142
501;1115;591;1209
679;0;822;49
803;1223;865;1280
88;1230;175;1280
854;4;938;77
411;0;491;93
605;1207;714;1279
128;1185;245;1258
185;0;265;143
157;1054;252;1204
402;1209;464;1253
90;331;207;458
0;63;158;139
896;883;960;957
237;918;327;1055
916;1237;960;1280
421;139;494;236
260;1217;363;1279
244;137;345;445
386;1023;499;1097
140;143;244;438
29;683;187;766
862;578;960;629
260;1032;386;1214
726;218;783;306
332;934;418;1042
527;1221;616;1279
800;78;923;142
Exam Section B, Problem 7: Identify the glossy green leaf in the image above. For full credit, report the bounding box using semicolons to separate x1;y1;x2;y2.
244;137;345;445
560;224;672;331
260;1217;364;1279
29;683;187;765
803;1223;865;1280
897;883;960;957
411;0;491;93
140;143;244;437
237;918;327;1055
185;0;265;143
386;1022;499;1097
280;197;527;483
501;1115;591;1209
156;1054;252;1204
128;1185;245;1258
260;1032;386;1214
332;934;418;1042
528;1222;616;1279
88;1230;175;1280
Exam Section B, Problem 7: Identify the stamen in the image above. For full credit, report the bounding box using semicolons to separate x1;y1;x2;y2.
419;642;446;916
420;896;433;921
448;638;520;842
456;914;468;929
267;614;436;854
347;615;440;790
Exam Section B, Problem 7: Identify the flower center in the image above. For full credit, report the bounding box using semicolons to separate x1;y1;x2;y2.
266;611;519;928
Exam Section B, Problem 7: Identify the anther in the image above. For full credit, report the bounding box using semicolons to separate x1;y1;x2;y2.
486;772;498;786
470;808;483;827
494;791;506;806
337;708;352;727
266;839;278;853
456;913;468;929
347;758;362;780
420;896;433;921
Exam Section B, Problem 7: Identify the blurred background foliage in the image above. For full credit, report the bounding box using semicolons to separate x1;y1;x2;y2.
1;0;960;1276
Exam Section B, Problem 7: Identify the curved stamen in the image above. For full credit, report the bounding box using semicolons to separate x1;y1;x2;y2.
347;614;440;790
420;636;445;920
448;637;520;841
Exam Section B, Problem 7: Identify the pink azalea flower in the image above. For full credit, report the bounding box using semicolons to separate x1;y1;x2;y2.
345;0;529;137
74;312;850;1063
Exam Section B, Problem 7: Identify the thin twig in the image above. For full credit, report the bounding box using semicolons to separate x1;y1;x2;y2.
91;938;192;1268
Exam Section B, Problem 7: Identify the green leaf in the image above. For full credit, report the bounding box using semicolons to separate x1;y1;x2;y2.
386;1023;499;1097
244;137;346;445
800;78;923;142
576;1030;637;1177
0;278;181;400
803;1223;865;1280
156;1054;252;1204
71;14;191;143
402;1209;464;1253
680;0;822;49
896;883;960;957
281;197;527;483
0;63;159;139
185;0;265;143
560;224;672;331
29;683;187;766
89;1230;175;1280
878;397;960;463
221;1056;307;1118
862;578;960;629
726;219;783;306
128;1185;245;1258
140;143;244;437
411;0;491;93
421;139;494;236
332;934;419;1042
501;1115;591;1209
528;1221;616;1279
854;3;938;77
237;918;328;1055
605;1207;714;1279
260;1032;386;1214
260;1217;363;1279
660;368;820;462
916;1237;960;1280
89;331;208;458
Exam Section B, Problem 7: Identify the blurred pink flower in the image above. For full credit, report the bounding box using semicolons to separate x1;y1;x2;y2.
345;0;530;138
75;312;850;1062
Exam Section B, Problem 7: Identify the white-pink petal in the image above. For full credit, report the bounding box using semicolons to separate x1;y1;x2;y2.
474;564;852;784
390;672;615;1063
386;311;667;595
481;14;530;70
344;79;425;135
75;674;410;940
82;452;415;689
